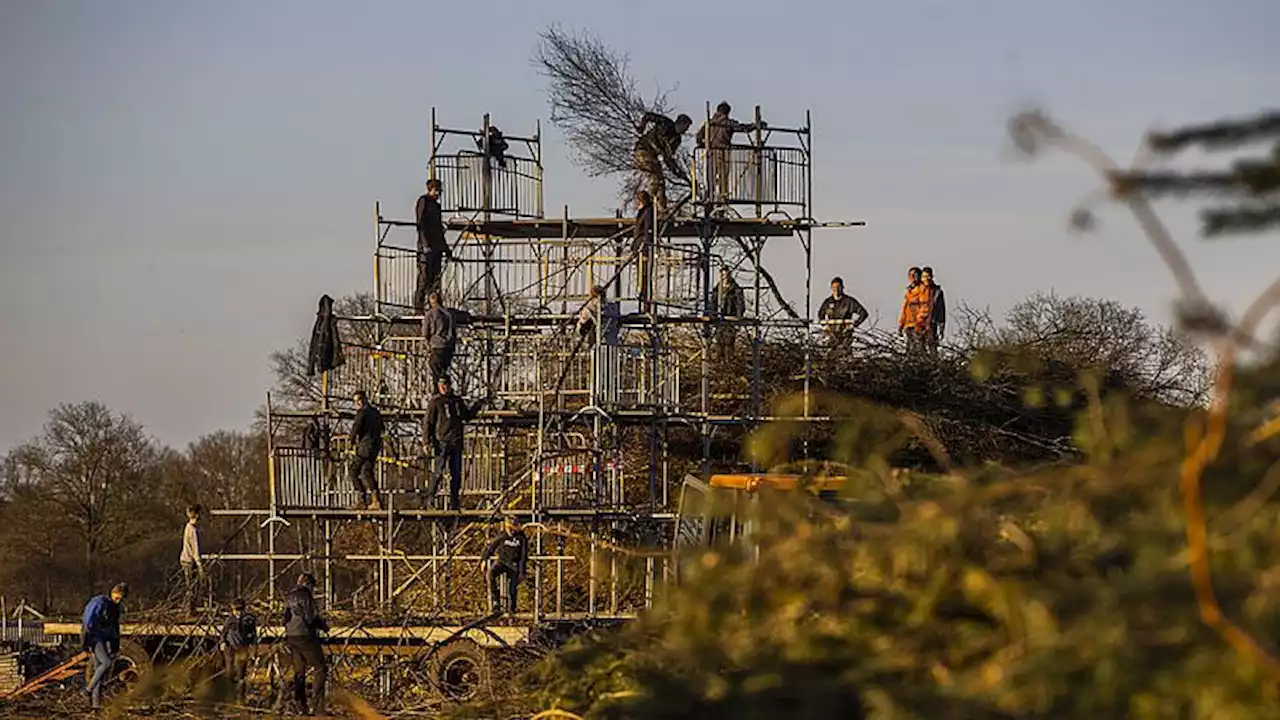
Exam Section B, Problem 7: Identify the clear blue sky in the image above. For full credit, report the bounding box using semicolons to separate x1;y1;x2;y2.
1;0;1276;452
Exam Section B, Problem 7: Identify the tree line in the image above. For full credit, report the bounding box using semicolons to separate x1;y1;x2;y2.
0;290;1209;615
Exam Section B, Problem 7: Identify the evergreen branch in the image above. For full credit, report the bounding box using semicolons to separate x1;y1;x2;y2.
1202;202;1280;238
1147;110;1280;154
1109;158;1280;200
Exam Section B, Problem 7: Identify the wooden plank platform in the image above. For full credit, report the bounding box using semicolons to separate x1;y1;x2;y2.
209;507;677;522
41;622;530;647
428;216;802;239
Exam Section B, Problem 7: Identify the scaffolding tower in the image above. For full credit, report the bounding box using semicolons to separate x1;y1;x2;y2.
211;105;860;626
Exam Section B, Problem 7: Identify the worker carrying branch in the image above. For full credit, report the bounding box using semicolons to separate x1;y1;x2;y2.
414;179;449;313
818;277;869;346
482;517;529;615
634;111;692;214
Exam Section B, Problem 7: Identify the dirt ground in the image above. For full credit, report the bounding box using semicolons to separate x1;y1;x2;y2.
1;685;428;719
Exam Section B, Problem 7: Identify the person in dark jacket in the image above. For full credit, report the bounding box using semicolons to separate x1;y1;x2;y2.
306;295;345;377
349;391;384;510
482;517;529;615
921;266;946;357
414;179;449;313
283;573;328;715
302;417;320;452
634;111;691;213
714;266;746;362
422;291;457;386
818;277;869;347
475;125;509;169
423;376;483;511
695;102;766;203
219;598;257;702
302;416;330;459
631;190;658;306
82;583;128;710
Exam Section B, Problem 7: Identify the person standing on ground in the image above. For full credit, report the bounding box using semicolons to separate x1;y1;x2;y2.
424;376;484;512
714;266;746;362
82;583;128;711
414;179;449;313
921;266;946;357
179;504;204;615
283;573;328;716
219;598;257;703
817;277;869;347
898;267;934;355
422;291;458;386
482;517;529;615
349;391;384;510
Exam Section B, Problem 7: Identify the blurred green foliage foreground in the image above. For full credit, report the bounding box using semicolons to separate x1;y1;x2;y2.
449;107;1280;720
511;349;1280;720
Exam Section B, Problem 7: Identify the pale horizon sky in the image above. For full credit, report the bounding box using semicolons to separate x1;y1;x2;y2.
1;0;1277;453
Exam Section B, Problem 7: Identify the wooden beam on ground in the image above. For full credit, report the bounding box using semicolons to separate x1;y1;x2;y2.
40;623;529;647
0;650;89;700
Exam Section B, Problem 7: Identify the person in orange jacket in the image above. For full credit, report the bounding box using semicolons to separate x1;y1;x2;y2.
897;267;933;355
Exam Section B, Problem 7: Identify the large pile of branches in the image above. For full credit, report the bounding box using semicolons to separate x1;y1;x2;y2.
672;293;1210;472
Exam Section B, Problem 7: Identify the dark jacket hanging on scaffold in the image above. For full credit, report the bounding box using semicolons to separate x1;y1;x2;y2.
306;295;345;377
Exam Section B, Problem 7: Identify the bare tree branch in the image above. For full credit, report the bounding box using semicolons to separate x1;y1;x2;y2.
727;235;800;320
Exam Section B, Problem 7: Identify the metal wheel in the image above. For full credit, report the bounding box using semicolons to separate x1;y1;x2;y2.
429;638;489;702
83;639;152;696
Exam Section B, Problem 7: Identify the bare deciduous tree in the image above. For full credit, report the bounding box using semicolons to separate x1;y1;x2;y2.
175;431;268;510
955;293;1211;406
1;402;162;590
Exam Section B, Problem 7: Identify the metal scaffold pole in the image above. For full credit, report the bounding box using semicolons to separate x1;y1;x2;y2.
205;103;862;642
803;109;814;458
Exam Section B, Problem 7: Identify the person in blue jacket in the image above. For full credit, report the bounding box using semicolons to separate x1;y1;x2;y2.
82;583;128;710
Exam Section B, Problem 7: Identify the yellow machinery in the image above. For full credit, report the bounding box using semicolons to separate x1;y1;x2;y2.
671;473;850;581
